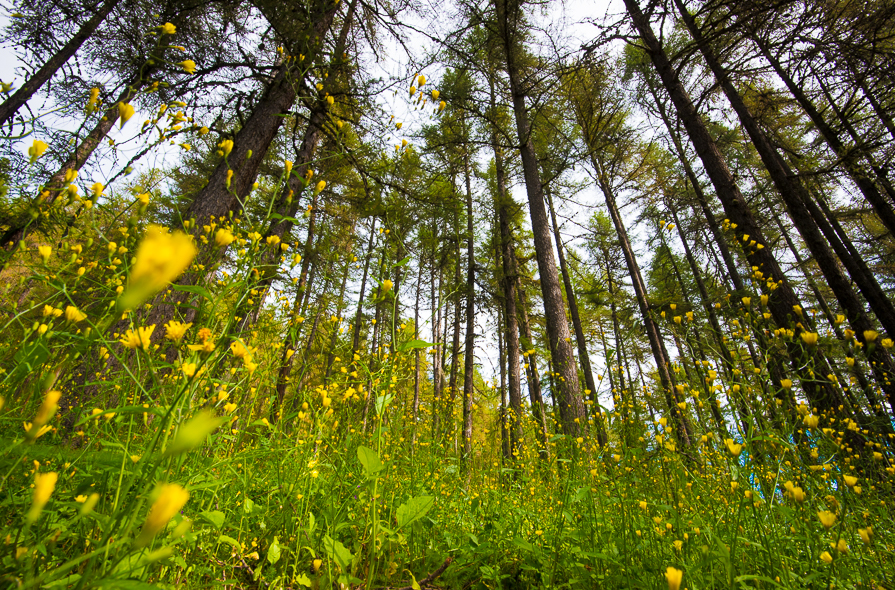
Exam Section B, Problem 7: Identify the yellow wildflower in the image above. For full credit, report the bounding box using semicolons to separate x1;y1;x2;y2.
724;438;743;457
27;139;48;163
800;331;818;346
65;306;87;323
160;22;177;35
215;227;234;247
37;245;51;262
178;60;195;74
26;472;58;523
818;511;836;529
164;320;192;342
119;325;156;351
120;225;196;310
665;567;683;590
136;483;189;547
25;390;61;441
118;102;135;128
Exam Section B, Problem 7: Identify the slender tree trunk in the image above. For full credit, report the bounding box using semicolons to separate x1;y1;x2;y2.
494;0;586;436
412;259;423;444
498;307;510;463
492;124;524;458
0;0;119;128
324;239;355;383
462;138;475;459
591;159;691;447
352;218;377;360
2;82;130;252
544;183;607;445
518;287;549;455
667;207;737;430
432;256;444;439
747;32;895;235
650;89;790;397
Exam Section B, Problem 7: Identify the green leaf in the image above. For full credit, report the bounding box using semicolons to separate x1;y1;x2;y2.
512;536;536;553
269;213;302;224
394;256;411;267
267;536;281;564
171;284;213;301
217;535;241;550
44;574;81;588
396;339;434;352
396;495;434;529
357;445;384;478
165;411;225;456
323;535;354;570
295;573;312;587
375;393;393;415
199;510;225;530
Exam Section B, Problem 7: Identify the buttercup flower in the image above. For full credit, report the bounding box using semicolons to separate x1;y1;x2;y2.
665;567;683;590
136;483;189;547
27;139;48;163
26;472;58;523
119;325;156;351
164;320;192;342
119;225;197;310
65;306;87;323
118;102;135;128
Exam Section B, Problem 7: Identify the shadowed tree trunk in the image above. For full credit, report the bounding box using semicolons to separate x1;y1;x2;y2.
518;287;549;455
461;129;475;459
544;183;607;446
494;0;586;437
492;120;524;458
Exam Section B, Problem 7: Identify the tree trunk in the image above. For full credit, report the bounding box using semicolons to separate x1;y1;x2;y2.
748;32;895;235
492;123;524;458
674;0;895;415
412;259;423;444
591;155;691;448
0;0;119;128
494;0;586;436
518;287;549;455
545;183;607;445
461;136;475;459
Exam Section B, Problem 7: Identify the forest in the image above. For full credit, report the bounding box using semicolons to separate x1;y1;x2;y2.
0;0;893;587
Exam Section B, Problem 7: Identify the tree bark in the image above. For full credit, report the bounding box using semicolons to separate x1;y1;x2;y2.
461;133;475;459
518;287;549;455
494;0;586;436
492;125;524;458
544;183;607;445
749;32;895;235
